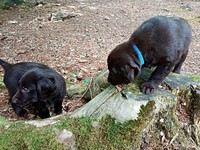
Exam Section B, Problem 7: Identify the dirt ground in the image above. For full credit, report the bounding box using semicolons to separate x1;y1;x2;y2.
0;0;200;120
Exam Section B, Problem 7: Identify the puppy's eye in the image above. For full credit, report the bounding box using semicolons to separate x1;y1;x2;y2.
21;87;30;92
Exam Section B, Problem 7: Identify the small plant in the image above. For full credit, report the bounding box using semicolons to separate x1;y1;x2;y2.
0;0;24;9
0;80;4;88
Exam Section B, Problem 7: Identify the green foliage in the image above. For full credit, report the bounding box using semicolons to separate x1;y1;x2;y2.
82;77;91;85
69;73;76;80
0;0;24;9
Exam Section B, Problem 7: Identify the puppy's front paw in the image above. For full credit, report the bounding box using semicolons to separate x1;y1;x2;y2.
12;104;27;117
141;82;155;94
15;107;27;117
55;110;62;115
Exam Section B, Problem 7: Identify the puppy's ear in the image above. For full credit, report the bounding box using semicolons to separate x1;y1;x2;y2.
36;77;57;99
123;64;136;83
129;60;141;77
111;66;117;74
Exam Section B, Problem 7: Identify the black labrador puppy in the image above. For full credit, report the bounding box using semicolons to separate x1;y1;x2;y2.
0;59;66;118
107;16;192;94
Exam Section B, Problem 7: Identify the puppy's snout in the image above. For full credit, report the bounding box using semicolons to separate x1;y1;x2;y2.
108;73;117;85
12;97;18;104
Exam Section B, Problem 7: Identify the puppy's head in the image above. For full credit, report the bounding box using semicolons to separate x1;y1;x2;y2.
12;68;57;107
107;42;141;85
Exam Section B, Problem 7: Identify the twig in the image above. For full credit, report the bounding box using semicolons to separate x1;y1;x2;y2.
67;77;94;112
169;133;179;145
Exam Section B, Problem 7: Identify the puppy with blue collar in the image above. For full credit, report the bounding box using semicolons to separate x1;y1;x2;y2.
107;16;192;94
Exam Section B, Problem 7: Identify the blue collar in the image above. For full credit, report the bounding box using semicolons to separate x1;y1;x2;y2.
133;44;144;66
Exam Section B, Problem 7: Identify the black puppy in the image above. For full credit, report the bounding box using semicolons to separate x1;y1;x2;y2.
0;59;66;118
107;16;192;94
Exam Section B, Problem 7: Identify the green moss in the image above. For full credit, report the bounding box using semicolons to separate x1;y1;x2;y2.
55;101;154;149
188;74;200;82
0;100;154;149
126;83;142;95
0;122;65;150
0;116;7;123
169;72;181;77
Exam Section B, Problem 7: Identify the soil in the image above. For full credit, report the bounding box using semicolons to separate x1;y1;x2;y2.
0;0;200;120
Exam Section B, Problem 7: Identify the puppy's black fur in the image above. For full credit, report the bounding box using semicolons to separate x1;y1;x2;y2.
0;59;66;118
107;16;192;94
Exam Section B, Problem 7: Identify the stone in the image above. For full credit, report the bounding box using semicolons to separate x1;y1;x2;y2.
8;20;18;24
180;5;192;11
76;72;83;81
104;16;110;20
57;129;76;150
49;11;82;22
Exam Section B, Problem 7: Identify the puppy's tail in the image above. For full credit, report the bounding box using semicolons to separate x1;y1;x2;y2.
0;59;11;70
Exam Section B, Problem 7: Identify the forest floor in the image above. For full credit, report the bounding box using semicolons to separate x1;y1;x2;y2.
0;0;200;120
